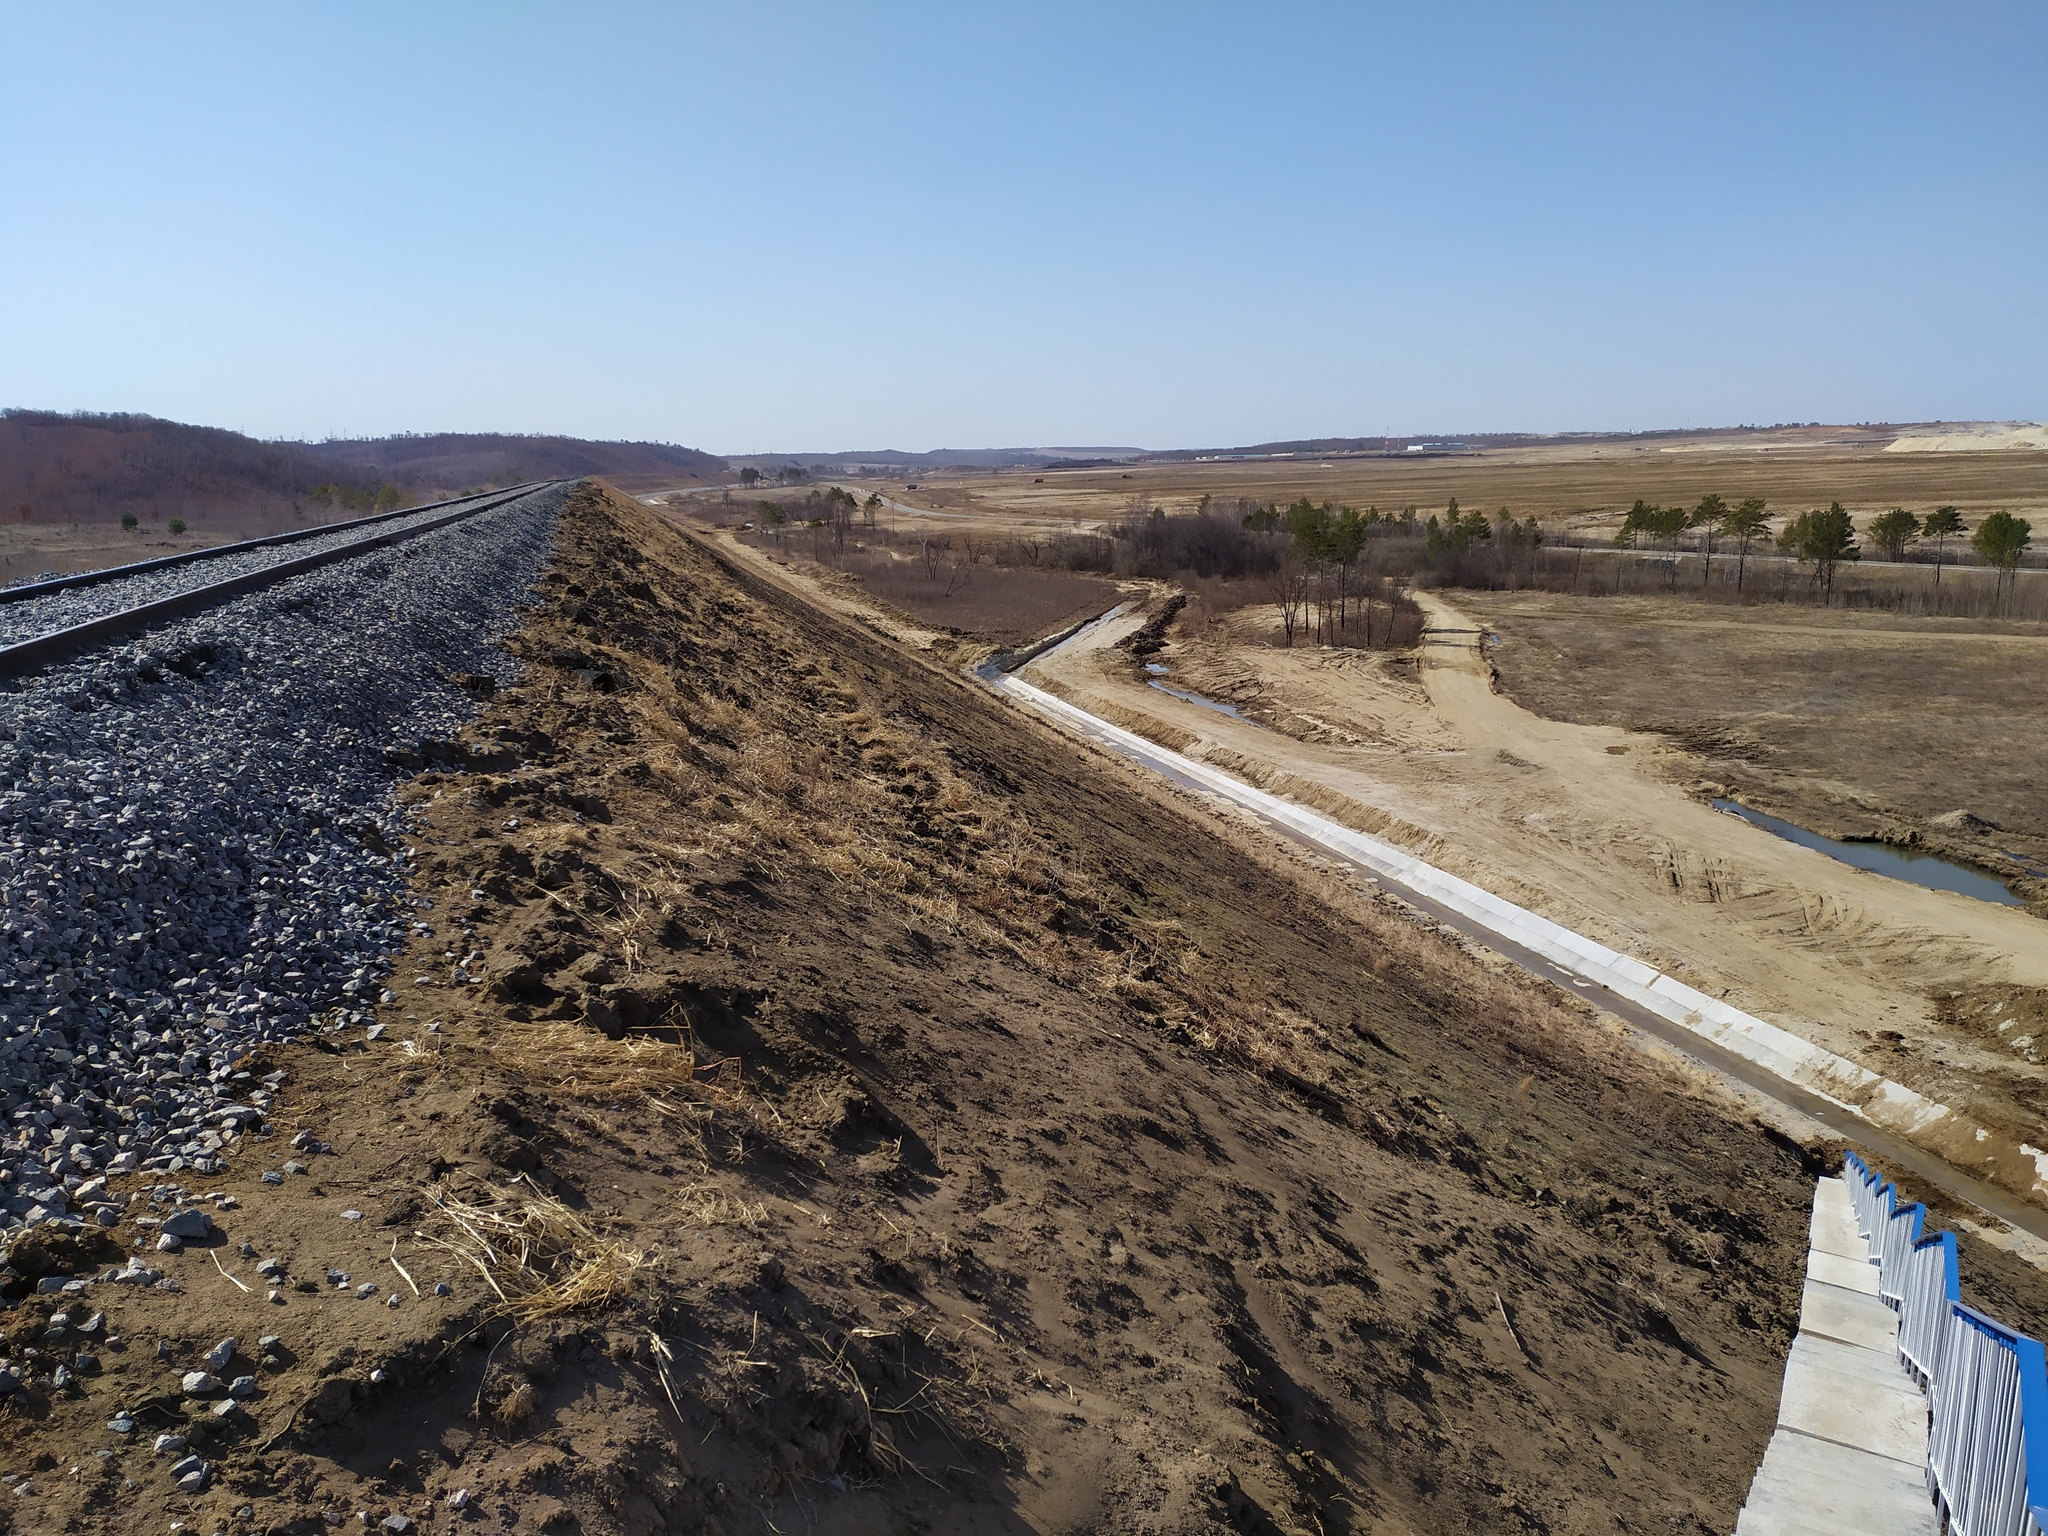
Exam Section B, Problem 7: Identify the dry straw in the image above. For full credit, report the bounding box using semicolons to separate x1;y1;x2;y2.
415;1175;647;1321
490;1020;703;1099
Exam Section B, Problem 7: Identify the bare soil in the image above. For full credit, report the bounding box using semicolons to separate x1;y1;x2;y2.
1455;591;2048;872
1016;583;2048;1194
21;483;2048;1535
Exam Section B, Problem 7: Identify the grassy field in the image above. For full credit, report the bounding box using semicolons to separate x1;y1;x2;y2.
1459;589;2048;868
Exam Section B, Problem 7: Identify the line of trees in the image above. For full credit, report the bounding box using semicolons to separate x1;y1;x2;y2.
1856;504;2031;598
305;482;404;514
1613;495;1772;591
1244;498;1423;648
736;465;815;488
1602;492;2034;608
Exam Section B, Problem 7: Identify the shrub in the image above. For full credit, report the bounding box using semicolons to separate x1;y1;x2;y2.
167;517;187;535
119;512;138;531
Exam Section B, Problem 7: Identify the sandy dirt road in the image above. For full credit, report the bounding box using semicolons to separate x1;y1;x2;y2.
1024;591;2048;1164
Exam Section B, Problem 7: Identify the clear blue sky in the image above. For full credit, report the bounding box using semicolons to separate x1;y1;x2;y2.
2;3;2042;452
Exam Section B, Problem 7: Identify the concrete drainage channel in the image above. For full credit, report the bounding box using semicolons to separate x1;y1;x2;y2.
979;617;2048;1246
0;482;567;1253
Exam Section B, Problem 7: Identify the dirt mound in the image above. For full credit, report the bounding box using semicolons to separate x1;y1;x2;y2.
5;481;1965;1534
1929;808;2000;835
1884;423;2048;453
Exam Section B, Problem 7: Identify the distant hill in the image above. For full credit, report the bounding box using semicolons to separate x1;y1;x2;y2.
0;410;727;526
727;446;1147;474
0;409;343;524
304;432;726;489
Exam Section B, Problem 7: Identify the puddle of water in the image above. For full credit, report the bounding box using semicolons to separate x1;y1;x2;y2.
1148;679;1248;721
1712;799;2025;907
1144;662;1170;675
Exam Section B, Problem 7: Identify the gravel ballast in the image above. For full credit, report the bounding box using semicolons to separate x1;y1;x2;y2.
0;490;521;648
0;483;566;1242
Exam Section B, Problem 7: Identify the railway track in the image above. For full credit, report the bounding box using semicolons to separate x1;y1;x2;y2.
0;477;570;1241
0;480;561;675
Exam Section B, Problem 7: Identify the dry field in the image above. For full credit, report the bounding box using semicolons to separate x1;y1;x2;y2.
0;511;341;583
1457;591;2048;860
725;526;1116;648
843;429;2048;542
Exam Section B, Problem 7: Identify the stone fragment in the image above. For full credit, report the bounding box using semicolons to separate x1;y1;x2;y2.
160;1208;213;1240
181;1371;221;1394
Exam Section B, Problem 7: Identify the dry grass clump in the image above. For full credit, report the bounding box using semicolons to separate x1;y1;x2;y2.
492;1377;538;1426
419;1177;648;1321
673;1182;769;1229
492;1020;699;1096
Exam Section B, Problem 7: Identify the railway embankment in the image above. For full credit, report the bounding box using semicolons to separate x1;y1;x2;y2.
6;480;2045;1535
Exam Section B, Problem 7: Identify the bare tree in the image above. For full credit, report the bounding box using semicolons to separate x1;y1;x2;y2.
1267;548;1311;646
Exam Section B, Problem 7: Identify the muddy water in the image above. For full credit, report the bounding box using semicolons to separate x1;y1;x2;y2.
1713;799;2024;907
1146;673;1251;721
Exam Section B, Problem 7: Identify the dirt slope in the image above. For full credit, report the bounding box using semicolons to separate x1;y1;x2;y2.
4;483;1954;1536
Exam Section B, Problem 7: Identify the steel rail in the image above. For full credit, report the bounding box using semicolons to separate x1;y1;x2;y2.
0;483;549;606
0;480;562;678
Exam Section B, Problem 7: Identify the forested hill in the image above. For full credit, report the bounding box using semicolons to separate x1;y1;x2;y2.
303;432;726;488
0;410;725;524
1;410;341;524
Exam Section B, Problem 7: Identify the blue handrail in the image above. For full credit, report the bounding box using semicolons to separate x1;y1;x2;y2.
1842;1152;2048;1536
